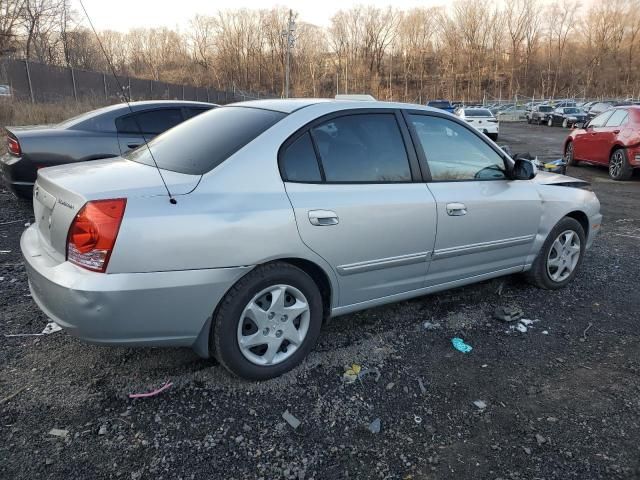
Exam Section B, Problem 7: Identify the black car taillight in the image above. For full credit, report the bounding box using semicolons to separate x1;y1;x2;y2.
7;136;20;156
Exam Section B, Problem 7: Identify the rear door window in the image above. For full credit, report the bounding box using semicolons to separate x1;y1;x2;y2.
589;110;614;127
604;109;628;127
125;106;286;175
310;114;411;183
116;108;184;135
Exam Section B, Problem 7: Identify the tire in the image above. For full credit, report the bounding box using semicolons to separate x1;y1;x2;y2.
564;141;578;166
526;217;586;290
608;148;633;181
211;262;324;380
547;117;553;127
562;118;568;128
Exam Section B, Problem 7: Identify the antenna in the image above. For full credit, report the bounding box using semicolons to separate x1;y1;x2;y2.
78;0;177;205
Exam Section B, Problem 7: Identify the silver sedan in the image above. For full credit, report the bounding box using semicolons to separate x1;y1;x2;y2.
21;99;602;379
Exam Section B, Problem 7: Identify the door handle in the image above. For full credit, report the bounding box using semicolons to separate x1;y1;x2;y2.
613;130;620;134
308;210;339;226
127;143;142;149
446;203;467;216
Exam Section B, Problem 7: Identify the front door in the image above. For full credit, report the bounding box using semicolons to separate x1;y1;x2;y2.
406;113;542;286
575;110;614;164
281;112;438;307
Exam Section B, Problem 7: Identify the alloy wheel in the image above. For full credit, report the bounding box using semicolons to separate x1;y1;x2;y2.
564;142;573;164
237;284;311;366
546;230;581;282
609;150;624;178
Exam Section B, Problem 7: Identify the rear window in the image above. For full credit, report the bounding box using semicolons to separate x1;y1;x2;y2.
125;106;286;175
428;101;452;109
539;106;553;112
464;109;492;117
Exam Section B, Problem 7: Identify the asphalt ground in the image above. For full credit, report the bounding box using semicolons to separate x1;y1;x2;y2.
1;122;639;479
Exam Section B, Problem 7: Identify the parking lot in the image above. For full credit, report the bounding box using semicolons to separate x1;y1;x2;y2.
1;122;639;479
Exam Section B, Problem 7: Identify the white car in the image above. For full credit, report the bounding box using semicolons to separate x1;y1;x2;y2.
456;108;499;141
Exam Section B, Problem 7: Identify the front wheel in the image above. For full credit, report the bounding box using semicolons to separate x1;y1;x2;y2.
564;141;578;166
562;118;568;128
547;117;553;127
609;148;633;181
212;262;323;380
526;217;586;290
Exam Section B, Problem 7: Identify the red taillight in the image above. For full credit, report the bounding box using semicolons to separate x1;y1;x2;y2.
66;199;127;273
7;136;20;156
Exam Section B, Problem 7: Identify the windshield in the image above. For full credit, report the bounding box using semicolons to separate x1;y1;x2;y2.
464;109;493;117
564;108;581;114
125;106;286;175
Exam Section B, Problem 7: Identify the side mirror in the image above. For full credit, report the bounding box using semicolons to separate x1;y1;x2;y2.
512;158;537;180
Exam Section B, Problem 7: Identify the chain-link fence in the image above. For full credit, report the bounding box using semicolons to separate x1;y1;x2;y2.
0;58;267;105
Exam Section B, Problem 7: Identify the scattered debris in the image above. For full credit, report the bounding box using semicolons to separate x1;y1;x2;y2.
423;321;441;330
473;400;487;410
0;250;11;254
581;322;593;342
535;433;547;445
523;446;532;455
357;367;380;383
342;364;361;383
41;322;62;335
128;381;173;399
413;415;422;424
0;385;28;405
48;428;69;438
494;306;524;323
4;321;63;337
542;330;549;335
417;378;427;395
496;281;505;296
547;417;558;423
98;425;108;435
282;410;301;430
520;319;535;326
368;418;381;434
515;323;528;333
451;337;472;353
385;382;395;391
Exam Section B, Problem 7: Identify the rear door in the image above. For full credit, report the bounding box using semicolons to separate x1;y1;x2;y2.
405;112;542;285
116;108;184;154
282;110;437;307
576;110;615;164
599;109;629;160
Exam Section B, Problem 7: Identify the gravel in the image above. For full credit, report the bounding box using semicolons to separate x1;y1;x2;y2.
1;123;640;479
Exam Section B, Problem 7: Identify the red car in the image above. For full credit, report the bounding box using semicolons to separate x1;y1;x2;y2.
564;106;640;180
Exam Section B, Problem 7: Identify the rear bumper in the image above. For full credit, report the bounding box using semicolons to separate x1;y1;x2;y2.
628;145;640;167
1;153;34;198
21;225;251;354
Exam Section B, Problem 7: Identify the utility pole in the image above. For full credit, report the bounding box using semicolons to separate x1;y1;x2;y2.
283;10;296;98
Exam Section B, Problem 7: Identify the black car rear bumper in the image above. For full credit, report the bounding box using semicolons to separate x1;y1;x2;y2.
1;154;35;198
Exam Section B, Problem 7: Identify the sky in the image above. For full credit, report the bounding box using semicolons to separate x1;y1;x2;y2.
77;0;445;31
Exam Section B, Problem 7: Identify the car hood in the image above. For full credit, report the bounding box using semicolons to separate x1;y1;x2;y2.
532;171;588;186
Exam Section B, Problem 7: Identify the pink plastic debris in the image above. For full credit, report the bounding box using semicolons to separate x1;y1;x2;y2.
128;381;173;399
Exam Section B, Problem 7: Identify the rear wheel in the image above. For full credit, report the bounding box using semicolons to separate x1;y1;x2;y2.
547;117;553;127
609;148;633;181
212;262;323;380
562;118;568;128
526;217;586;290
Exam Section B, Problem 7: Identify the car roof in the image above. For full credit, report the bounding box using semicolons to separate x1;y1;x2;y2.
91;100;216;115
228;98;445;115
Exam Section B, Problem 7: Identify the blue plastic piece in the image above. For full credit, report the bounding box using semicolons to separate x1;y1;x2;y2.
451;337;472;353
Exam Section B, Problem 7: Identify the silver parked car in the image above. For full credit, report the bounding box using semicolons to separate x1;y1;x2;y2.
21;99;602;380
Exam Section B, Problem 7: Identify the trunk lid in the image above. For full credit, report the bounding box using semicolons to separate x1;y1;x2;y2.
33;157;200;260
